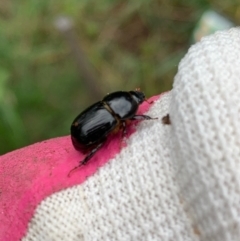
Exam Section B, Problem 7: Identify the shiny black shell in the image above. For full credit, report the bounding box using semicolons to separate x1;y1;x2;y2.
71;102;117;152
71;90;145;152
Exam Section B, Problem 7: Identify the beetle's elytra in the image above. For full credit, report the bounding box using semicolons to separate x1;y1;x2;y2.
69;90;157;176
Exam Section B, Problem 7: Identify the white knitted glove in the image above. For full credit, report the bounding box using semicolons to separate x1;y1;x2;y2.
0;27;240;241
170;27;240;241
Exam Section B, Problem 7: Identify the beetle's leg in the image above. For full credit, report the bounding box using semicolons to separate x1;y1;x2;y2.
80;143;103;166
121;121;127;138
119;121;127;148
144;99;154;104
68;142;104;177
131;115;158;120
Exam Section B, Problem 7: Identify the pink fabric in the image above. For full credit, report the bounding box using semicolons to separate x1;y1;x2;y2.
0;95;160;241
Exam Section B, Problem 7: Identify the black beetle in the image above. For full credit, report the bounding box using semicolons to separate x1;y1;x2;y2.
69;90;156;175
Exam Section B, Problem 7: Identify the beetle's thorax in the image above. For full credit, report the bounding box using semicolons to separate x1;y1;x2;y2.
129;91;145;104
102;91;139;120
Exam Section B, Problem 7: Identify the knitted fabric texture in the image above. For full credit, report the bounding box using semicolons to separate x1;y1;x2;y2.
170;27;240;241
23;93;198;241
21;27;240;240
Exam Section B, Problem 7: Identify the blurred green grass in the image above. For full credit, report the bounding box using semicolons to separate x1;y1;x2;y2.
0;0;239;154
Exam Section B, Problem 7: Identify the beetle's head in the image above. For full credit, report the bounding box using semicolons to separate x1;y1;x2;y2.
129;90;145;104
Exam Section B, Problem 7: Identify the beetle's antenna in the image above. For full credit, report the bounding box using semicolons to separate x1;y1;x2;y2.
135;87;141;92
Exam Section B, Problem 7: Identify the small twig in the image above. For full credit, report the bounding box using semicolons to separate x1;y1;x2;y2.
54;16;103;100
162;114;171;125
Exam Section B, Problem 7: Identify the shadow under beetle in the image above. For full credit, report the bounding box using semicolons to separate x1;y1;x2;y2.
69;90;157;176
